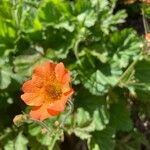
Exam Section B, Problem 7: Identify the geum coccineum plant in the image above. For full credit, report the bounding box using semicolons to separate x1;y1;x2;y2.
21;61;73;121
1;0;150;149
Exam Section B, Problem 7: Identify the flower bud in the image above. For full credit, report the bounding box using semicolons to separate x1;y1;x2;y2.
41;128;48;134
54;121;60;126
13;114;27;127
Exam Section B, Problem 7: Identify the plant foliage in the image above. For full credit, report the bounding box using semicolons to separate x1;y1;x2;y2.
0;0;150;149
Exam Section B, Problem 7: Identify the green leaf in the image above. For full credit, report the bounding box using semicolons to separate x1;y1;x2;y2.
14;132;28;150
37;130;63;149
64;108;94;139
13;54;41;78
0;21;16;55
19;1;40;31
77;10;97;28
82;70;117;96
88;126;115;150
64;88;110;139
90;0;109;11
75;0;91;15
0;61;12;89
98;4;126;34
29;122;63;149
28;124;41;136
93;106;109;130
0;1;13;20
75;88;110;126
109;29;142;69
129;58;150;102
111;10;127;25
109;100;133;131
4;140;14;150
0;1;16;56
38;0;69;24
135;59;150;83
64;106;109;139
75;108;91;126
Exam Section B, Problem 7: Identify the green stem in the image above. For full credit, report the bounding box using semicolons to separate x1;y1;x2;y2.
141;8;149;34
30;118;52;134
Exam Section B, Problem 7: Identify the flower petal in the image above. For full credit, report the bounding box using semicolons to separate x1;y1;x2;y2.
30;105;51;121
62;84;71;93
55;62;66;82
22;79;43;93
47;109;60;116
32;77;44;89
48;89;74;111
61;71;71;93
62;71;70;84
43;61;56;78
33;61;55;79
21;93;43;106
64;88;74;97
22;80;37;93
32;64;44;78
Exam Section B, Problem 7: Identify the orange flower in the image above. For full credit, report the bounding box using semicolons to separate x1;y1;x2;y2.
147;0;150;3
21;61;74;121
145;33;150;43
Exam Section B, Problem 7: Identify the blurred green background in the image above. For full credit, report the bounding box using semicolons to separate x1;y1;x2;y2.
1;0;150;150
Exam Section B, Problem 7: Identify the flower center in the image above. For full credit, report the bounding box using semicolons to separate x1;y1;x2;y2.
45;84;62;101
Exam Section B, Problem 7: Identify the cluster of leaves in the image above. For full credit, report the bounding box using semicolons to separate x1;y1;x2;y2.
0;0;150;149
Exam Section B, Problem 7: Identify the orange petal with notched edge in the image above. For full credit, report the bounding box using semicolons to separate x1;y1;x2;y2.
21;93;43;106
55;62;66;82
22;80;42;93
62;71;70;84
